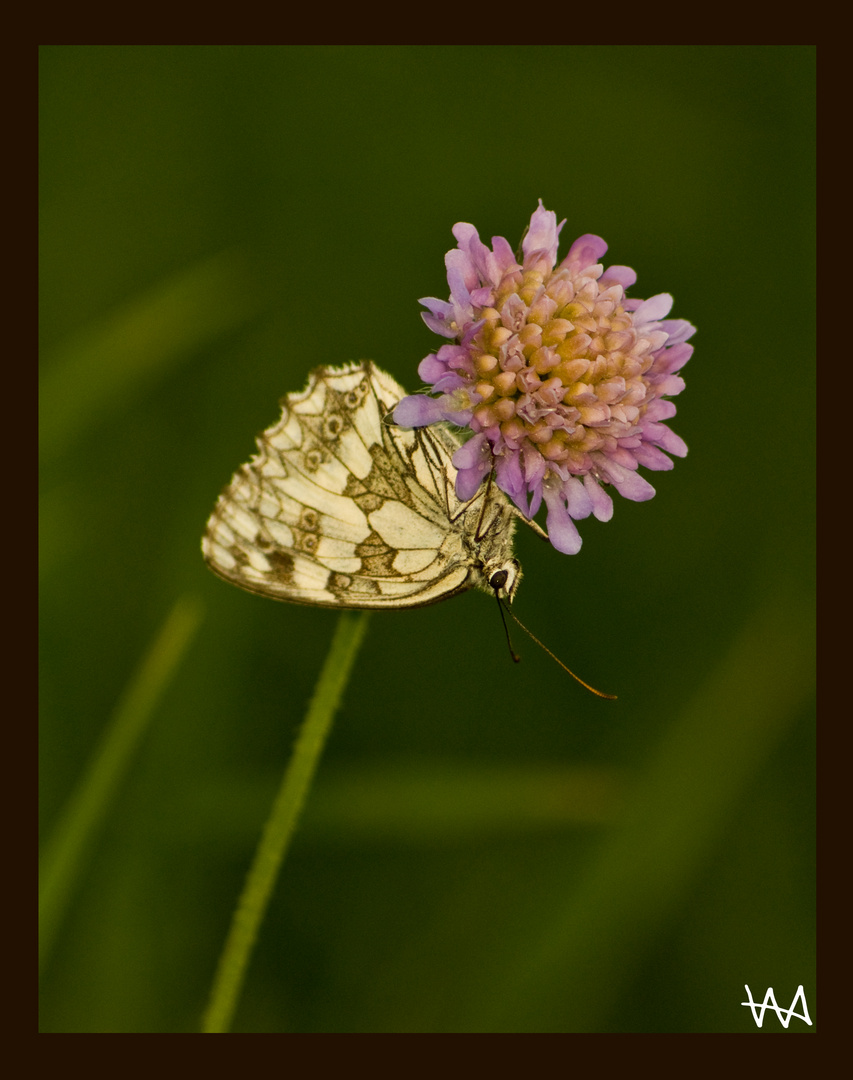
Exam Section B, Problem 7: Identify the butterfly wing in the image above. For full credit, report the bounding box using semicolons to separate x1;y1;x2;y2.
202;361;513;608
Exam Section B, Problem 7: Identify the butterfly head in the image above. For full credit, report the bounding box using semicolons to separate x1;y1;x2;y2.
484;557;522;603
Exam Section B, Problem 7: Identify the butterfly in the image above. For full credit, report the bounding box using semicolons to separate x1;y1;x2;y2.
202;360;547;609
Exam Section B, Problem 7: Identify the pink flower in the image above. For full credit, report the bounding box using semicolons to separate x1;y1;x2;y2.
393;201;695;554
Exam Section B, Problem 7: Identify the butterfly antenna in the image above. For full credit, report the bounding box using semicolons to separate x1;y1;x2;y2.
494;590;522;664
499;599;617;700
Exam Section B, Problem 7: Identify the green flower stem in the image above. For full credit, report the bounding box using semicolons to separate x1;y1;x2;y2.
39;594;204;971
202;610;371;1034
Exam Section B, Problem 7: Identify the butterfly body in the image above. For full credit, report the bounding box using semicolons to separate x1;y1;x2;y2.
203;362;524;609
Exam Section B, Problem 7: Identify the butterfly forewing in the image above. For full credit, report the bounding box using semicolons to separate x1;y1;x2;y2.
202;361;520;608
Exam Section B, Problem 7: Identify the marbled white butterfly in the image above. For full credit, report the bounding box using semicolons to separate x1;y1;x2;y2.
202;361;544;609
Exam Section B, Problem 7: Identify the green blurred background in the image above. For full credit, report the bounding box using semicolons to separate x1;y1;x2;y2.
39;46;815;1033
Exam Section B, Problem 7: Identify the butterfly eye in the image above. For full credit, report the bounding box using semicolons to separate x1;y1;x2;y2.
489;569;509;591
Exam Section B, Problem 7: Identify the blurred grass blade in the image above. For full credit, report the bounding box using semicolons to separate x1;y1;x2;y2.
157;762;623;851
39;595;204;971
39;250;259;463
303;761;622;841
202;610;370;1035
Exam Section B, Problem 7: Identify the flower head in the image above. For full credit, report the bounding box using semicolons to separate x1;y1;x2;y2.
393;201;695;553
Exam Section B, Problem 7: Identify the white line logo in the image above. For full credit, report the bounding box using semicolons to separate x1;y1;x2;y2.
741;985;813;1029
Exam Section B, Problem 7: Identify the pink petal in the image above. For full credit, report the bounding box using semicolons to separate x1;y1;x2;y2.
603;460;656;502
584;476;613;522
659;318;696;345
634;293;674;324
543;485;583;554
418;354;446;384
393;395;446;428
646;424;688;457
600;265;636;289
421;311;457;338
522;200;563;268
633;443;674;470
564;476;593;520
563;233;608;272
653;342;694;374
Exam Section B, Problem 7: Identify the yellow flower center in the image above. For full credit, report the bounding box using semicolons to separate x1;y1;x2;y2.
465;262;656;469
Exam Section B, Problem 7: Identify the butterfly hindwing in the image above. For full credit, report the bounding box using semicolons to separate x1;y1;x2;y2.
202;361;521;608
